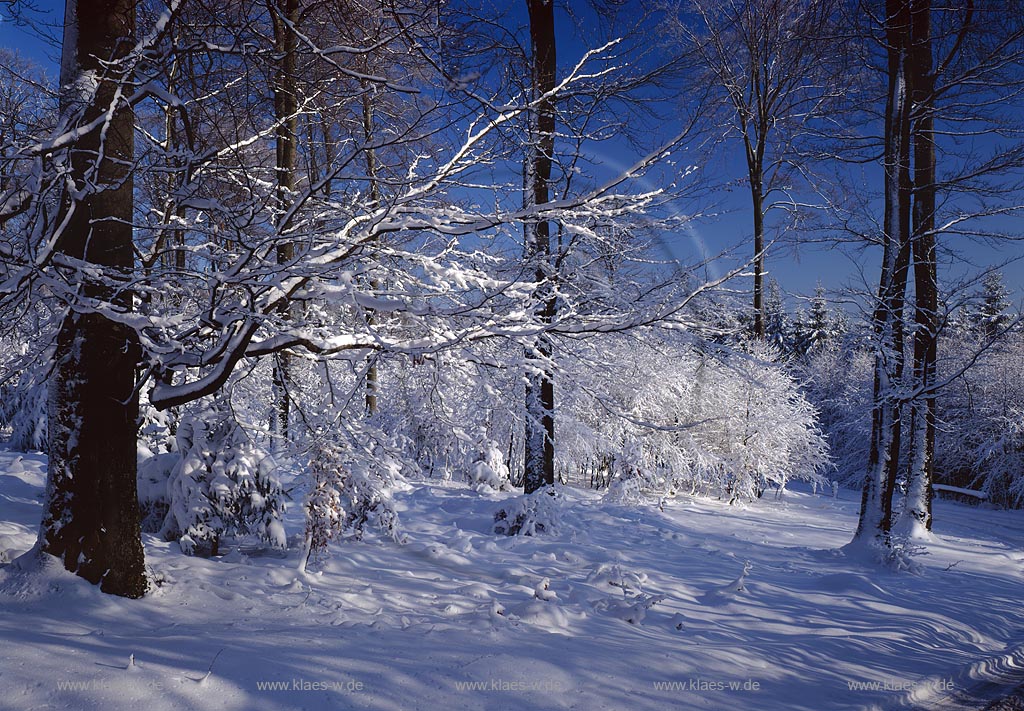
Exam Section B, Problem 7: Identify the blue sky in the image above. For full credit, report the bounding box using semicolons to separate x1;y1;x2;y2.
2;0;1021;315
0;0;61;67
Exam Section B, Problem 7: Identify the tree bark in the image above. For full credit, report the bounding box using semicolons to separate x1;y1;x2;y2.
853;0;914;550
750;166;765;339
41;0;147;598
269;0;299;448
902;0;938;535
523;0;557;494
362;85;380;417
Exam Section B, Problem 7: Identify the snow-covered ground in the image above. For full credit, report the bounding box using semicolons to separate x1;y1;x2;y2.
2;446;1023;711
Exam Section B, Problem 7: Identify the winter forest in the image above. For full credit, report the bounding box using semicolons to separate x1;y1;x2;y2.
1;0;1024;709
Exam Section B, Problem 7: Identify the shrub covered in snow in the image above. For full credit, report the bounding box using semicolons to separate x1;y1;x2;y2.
138;394;177;457
137;451;178;533
463;428;512;492
558;335;831;502
798;322;1024;508
136;394;180;532
937;329;1024;507
372;347;519;485
795;344;873;487
494;486;565;536
161;401;286;555
5;374;47;452
301;428;406;569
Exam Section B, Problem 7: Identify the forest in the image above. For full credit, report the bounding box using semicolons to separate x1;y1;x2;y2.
1;1;1024;708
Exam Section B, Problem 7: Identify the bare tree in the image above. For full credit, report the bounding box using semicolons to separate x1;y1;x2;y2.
268;0;300;448
667;0;841;337
899;0;1024;534
850;0;1024;550
522;0;557;494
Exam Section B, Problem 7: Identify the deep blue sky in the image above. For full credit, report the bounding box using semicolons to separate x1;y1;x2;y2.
2;0;1022;315
0;0;61;67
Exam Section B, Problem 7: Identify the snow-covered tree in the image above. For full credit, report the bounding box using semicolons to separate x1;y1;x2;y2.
300;428;405;570
161;401;286;556
972;271;1013;339
35;0;148;597
793;284;837;356
558;334;830;502
850;0;1024;552
0;0;717;594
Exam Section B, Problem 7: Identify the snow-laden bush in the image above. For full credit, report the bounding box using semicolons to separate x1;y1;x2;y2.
796;344;873;487
6;375;47;452
462;428;512;492
269;316;828;509
938;330;1024;506
137;451;178;533
138;394;177;457
303;445;345;566
301;428;406;569
603;473;646;506
136;393;180;532
559;336;831;502
493;486;565;536
792;320;1024;508
377;347;519;485
0;302;57;450
970;407;1024;506
161;402;286;555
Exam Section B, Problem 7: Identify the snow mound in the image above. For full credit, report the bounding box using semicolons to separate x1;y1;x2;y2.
493;486;567;536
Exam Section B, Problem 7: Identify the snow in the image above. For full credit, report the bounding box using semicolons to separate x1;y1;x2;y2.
3;445;1024;710
934;484;989;500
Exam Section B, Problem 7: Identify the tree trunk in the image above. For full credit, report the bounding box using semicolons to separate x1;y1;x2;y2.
902;0;938;536
853;0;913;551
41;0;147;598
269;0;299;448
362;86;380;417
523;0;557;495
750;171;765;339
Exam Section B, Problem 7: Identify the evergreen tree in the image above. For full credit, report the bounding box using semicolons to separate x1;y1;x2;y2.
973;271;1012;339
793;285;835;356
161;401;286;556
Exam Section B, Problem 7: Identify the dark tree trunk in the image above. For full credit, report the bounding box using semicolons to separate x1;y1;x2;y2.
362;86;380;417
269;0;299;447
904;0;938;533
743;112;768;341
882;244;910;530
854;0;914;549
160;56;187;276
523;0;557;494
750;171;765;339
41;0;147;598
